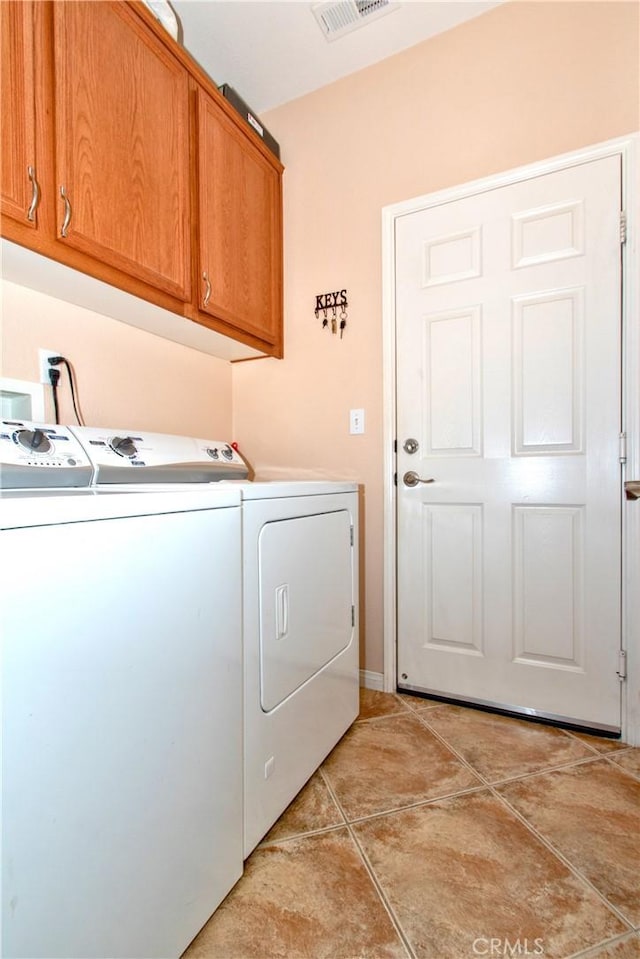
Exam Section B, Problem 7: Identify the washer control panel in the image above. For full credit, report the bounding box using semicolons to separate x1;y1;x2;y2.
72;426;249;484
0;420;93;489
0;421;250;488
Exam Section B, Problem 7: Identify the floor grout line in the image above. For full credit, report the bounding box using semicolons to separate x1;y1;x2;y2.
411;707;613;787
318;767;417;959
481;752;612;787
562;727;627;754
345;822;417;959
566;928;640;959
257;820;347;849
324;706;493;822
355;709;414;725
489;783;636;933
325;781;490;829
407;708;494;784
600;751;640;783
392;694;443;712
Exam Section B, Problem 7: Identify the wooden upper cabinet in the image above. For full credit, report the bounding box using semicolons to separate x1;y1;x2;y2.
1;2;284;358
1;1;38;228
52;1;191;301
197;88;283;353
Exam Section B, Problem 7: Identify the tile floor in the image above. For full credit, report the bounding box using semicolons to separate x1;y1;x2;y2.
183;690;640;959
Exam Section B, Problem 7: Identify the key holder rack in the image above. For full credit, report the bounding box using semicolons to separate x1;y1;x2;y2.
315;290;348;338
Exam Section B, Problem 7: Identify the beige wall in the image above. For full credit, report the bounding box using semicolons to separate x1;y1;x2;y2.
0;282;232;436
232;1;640;673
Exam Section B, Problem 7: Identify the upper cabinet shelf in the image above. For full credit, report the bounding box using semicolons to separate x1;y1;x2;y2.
0;0;284;360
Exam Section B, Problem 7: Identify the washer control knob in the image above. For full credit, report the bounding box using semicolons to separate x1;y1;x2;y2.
221;445;234;461
110;436;137;458
16;429;51;454
206;448;219;460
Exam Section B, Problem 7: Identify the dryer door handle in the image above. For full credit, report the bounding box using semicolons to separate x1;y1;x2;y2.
275;584;289;641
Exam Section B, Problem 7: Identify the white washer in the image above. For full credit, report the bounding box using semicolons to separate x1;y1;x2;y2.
0;423;244;959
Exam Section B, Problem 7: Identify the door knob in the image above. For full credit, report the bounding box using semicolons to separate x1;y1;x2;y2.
403;471;434;487
403;438;419;454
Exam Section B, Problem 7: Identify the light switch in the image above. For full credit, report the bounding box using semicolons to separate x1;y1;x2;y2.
349;409;365;435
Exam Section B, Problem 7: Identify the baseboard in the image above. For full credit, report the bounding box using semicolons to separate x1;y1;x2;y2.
359;669;384;691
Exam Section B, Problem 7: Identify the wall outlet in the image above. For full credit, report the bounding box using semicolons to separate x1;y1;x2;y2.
350;408;365;435
39;349;60;385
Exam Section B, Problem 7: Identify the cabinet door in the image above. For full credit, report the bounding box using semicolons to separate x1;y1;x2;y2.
52;1;190;300
197;90;283;351
1;1;38;228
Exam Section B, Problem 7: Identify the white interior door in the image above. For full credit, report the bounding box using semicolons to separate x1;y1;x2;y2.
396;156;623;731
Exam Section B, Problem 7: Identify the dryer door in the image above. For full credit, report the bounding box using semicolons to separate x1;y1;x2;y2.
259;509;354;712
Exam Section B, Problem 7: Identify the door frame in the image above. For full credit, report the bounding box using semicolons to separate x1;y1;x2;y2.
381;134;640;744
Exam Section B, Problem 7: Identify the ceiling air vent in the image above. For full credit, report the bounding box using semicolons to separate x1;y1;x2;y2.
312;0;400;42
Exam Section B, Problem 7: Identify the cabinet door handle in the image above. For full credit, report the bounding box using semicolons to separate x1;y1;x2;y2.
202;270;212;308
59;186;72;237
26;166;40;222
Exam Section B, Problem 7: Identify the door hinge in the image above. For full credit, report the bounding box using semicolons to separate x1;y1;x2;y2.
350;525;354;547
619;431;627;464
351;605;355;627
620;210;627;245
393;472;397;486
616;649;627;682
393;439;397;453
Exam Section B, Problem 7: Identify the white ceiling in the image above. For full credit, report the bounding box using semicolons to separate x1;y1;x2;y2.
171;0;501;114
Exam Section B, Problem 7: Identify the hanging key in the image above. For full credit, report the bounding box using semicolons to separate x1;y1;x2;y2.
331;315;337;334
340;319;346;339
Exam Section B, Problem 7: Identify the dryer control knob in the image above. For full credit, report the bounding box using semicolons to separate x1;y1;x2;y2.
15;428;52;454
110;436;137;458
221;445;234;461
206;448;219;460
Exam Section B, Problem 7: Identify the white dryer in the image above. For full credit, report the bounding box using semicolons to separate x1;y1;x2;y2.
238;480;359;857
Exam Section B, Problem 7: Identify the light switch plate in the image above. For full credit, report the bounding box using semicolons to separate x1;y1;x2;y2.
350;409;365;435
